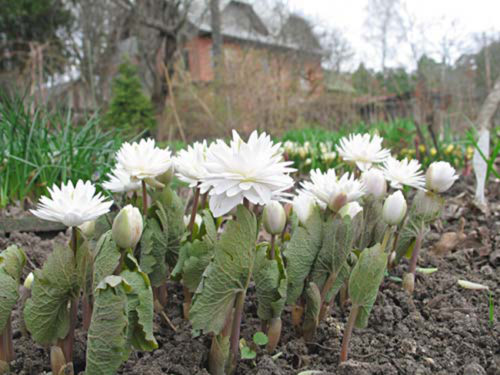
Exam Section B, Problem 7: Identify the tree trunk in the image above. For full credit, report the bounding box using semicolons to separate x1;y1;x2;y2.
210;0;223;80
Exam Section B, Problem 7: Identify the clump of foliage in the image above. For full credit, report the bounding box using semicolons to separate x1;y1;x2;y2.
104;59;156;136
0;94;122;208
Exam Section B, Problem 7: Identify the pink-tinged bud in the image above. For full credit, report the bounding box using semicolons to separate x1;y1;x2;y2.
382;191;407;225
328;192;347;212
263;201;287;235
112;205;143;249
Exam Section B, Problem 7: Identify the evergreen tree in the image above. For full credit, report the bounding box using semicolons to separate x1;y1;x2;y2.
104;59;156;135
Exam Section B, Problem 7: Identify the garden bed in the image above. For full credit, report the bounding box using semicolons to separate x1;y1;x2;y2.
1;177;499;375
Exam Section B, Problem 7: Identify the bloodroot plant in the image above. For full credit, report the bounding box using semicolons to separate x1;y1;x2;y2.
0;245;26;372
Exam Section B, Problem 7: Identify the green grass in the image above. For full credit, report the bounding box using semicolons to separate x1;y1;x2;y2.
0;95;123;208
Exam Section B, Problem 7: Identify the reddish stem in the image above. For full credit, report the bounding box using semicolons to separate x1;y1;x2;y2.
340;305;359;363
408;231;423;277
229;290;246;372
188;186;201;241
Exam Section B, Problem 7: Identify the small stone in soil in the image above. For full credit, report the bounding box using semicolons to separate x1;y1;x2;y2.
463;362;486;375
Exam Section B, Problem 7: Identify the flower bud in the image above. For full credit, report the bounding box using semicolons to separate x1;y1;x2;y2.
292;194;315;226
426;161;458;193
414;190;442;218
112;204;143;249
263;201;287;235
361;168;387;198
402;273;415;294
78;220;95;238
328;192;347;212
338;201;363;219
157;166;175;185
382;191;407;225
24;272;34;289
183;214;202;229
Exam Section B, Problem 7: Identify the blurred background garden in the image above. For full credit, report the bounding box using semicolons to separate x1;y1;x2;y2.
2;0;500;208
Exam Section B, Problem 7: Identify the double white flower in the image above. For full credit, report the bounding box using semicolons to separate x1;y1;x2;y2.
300;168;365;211
382;156;425;190
31;180;113;227
200;130;296;217
337;133;390;171
115;138;173;182
175;141;210;188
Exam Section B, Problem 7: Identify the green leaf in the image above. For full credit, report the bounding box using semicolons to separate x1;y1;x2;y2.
0;245;26;281
241;346;256;360
357;197;386;250
24;244;80;344
0;269;18;332
182;240;215;292
85;276;131;375
284;206;323;305
154;186;185;266
254;245;287;321
302;282;321;339
253;332;269;346
190;206;257;334
140;218;169;287
349;244;388;329
201;209;217;244
121;253;158;351
310;214;360;304
92;231;121;291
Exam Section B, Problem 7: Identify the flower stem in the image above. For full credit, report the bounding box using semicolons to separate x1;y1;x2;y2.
408;231;423;275
188;186;201;241
269;235;276;260
340;305;359;363
71;227;78;257
142;180;148;216
200;192;208;210
229;290;246;373
0;314;14;363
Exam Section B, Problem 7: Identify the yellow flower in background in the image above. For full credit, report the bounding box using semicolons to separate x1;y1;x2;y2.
430;147;437;156
298;147;308;159
444;144;454;155
419;144;426;153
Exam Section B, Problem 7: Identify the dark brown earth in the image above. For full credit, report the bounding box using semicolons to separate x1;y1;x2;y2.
1;177;499;375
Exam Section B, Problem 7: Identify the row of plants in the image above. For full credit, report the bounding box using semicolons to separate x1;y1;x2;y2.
280;120;480;174
0;131;458;374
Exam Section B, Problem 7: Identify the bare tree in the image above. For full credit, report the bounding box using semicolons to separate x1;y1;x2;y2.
113;0;193;111
364;0;401;73
322;27;354;72
210;0;223;72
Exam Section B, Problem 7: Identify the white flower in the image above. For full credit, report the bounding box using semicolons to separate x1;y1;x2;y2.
31;180;112;227
200;130;295;217
426;161;458;193
382;156;425;190
338;201;363;219
115;138;172;181
337;133;391;171
382;190;407;225
263;201;287;235
112;204;143;249
175;141;210;188
24;272;34;289
183;214;202;228
102;167;141;193
361;168;387;198
78;220;96;238
300;169;365;211
292;193;316;225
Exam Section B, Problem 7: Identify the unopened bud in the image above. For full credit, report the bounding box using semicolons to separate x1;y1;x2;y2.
292;194;315;226
24;272;34;289
414;190;442;218
157;166;175;185
361;168;387;198
328;192;347;212
382;191;407;225
426;161;458;193
263;201;287;235
144;177;165;189
402;273;415;294
112;205;143;249
78;220;95;238
338;201;363;219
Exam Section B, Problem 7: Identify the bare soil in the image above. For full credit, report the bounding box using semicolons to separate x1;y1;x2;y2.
1;177;499;375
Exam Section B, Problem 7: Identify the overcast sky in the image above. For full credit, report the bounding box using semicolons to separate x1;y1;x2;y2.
286;0;500;71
